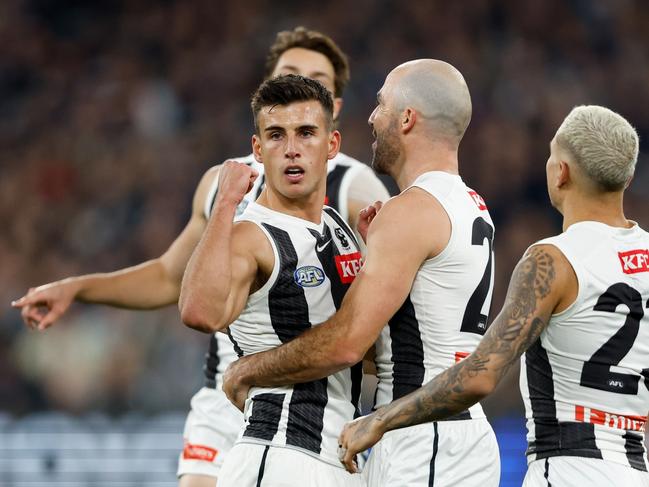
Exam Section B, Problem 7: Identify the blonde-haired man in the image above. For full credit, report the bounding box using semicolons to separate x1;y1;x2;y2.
338;105;649;486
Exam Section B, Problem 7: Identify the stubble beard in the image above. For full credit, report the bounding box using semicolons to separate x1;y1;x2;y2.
371;121;400;176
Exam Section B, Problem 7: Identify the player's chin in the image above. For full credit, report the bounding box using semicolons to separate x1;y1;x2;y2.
281;183;312;200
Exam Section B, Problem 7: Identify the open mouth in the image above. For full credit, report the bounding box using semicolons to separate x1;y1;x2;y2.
285;166;305;181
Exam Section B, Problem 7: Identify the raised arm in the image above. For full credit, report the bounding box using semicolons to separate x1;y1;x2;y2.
11;166;220;330
223;188;449;407
337;243;576;472
179;161;264;334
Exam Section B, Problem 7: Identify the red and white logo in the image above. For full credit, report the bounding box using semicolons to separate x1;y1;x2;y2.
455;351;470;363
575;405;646;432
618;249;649;274
182;442;218;462
468;190;488;211
335;252;363;284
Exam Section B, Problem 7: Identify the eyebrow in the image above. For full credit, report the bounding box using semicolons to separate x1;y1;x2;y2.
263;124;319;133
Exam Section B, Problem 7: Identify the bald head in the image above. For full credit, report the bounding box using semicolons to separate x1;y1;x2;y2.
386;59;472;145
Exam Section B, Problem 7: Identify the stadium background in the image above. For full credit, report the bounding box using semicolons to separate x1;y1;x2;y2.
1;0;648;485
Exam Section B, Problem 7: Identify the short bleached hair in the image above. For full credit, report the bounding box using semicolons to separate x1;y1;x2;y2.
555;105;639;191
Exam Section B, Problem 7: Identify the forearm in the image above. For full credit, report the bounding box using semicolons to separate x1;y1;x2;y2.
372;246;559;434
237;319;360;386
73;259;180;309
374;358;489;432
179;203;237;331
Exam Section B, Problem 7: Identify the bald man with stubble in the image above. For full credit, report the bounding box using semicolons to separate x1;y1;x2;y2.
222;59;501;487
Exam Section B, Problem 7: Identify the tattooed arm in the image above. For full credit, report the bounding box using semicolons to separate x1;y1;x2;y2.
337;244;578;472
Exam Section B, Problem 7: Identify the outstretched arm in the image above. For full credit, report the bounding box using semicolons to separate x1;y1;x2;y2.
179;161;262;334
223;188;450;408
11;166;220;330
337;244;575;472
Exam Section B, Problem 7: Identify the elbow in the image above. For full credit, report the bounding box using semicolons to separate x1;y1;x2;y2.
334;345;366;369
179;301;220;334
469;374;498;401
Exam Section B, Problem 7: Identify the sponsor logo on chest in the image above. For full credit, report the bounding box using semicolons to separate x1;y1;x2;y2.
335;252;363;284
468;190;488;211
294;266;326;287
618;249;649;274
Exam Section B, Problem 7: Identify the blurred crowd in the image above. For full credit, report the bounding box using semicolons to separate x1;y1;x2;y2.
2;0;648;416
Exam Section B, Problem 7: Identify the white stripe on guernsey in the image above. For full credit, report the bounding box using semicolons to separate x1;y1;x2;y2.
373;325;395;407
599;442;631;468
272;391;293;445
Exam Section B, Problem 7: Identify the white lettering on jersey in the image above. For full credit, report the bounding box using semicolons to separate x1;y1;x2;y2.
294;266;326;287
618;249;649;274
335;252;363;284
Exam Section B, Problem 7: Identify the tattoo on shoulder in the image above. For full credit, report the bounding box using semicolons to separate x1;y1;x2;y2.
497;246;556;346
473;247;556;375
381;246;558;429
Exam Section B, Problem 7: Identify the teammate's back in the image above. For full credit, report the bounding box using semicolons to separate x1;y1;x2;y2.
522;220;649;469
374;171;495;420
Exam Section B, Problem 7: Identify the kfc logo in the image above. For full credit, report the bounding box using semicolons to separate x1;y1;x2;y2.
618;249;649;274
335;252;363;284
468;190;488;211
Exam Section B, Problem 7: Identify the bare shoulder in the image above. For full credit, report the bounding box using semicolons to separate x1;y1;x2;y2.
381;187;446;218
522;243;577;313
369;188;449;258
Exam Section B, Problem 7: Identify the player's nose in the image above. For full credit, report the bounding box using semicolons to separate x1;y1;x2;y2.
285;135;300;159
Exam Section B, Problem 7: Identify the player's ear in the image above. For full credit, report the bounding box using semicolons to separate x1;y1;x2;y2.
557;160;570;188
252;134;262;164
401;107;416;134
328;130;341;160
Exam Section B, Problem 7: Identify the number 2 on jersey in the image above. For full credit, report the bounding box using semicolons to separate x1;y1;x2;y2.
460;217;494;335
580;282;649;395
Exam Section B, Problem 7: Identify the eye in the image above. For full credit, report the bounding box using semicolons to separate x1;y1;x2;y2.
269;131;282;140
299;128;315;137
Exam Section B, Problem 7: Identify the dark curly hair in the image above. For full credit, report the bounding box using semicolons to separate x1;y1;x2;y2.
264;27;350;98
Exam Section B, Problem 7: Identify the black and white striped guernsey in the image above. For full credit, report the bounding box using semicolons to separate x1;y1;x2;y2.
201;153;373;390
373;171;495;422
228;201;363;467
521;221;649;471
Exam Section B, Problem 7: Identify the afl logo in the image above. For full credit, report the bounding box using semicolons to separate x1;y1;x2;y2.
294;266;325;287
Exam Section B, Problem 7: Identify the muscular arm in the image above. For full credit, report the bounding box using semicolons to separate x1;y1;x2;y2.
337;244;576;471
12;167;220;329
224;189;448;392
179;162;262;334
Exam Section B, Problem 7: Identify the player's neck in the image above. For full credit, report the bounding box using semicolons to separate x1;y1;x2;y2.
560;191;631;231
395;141;459;191
257;188;324;224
